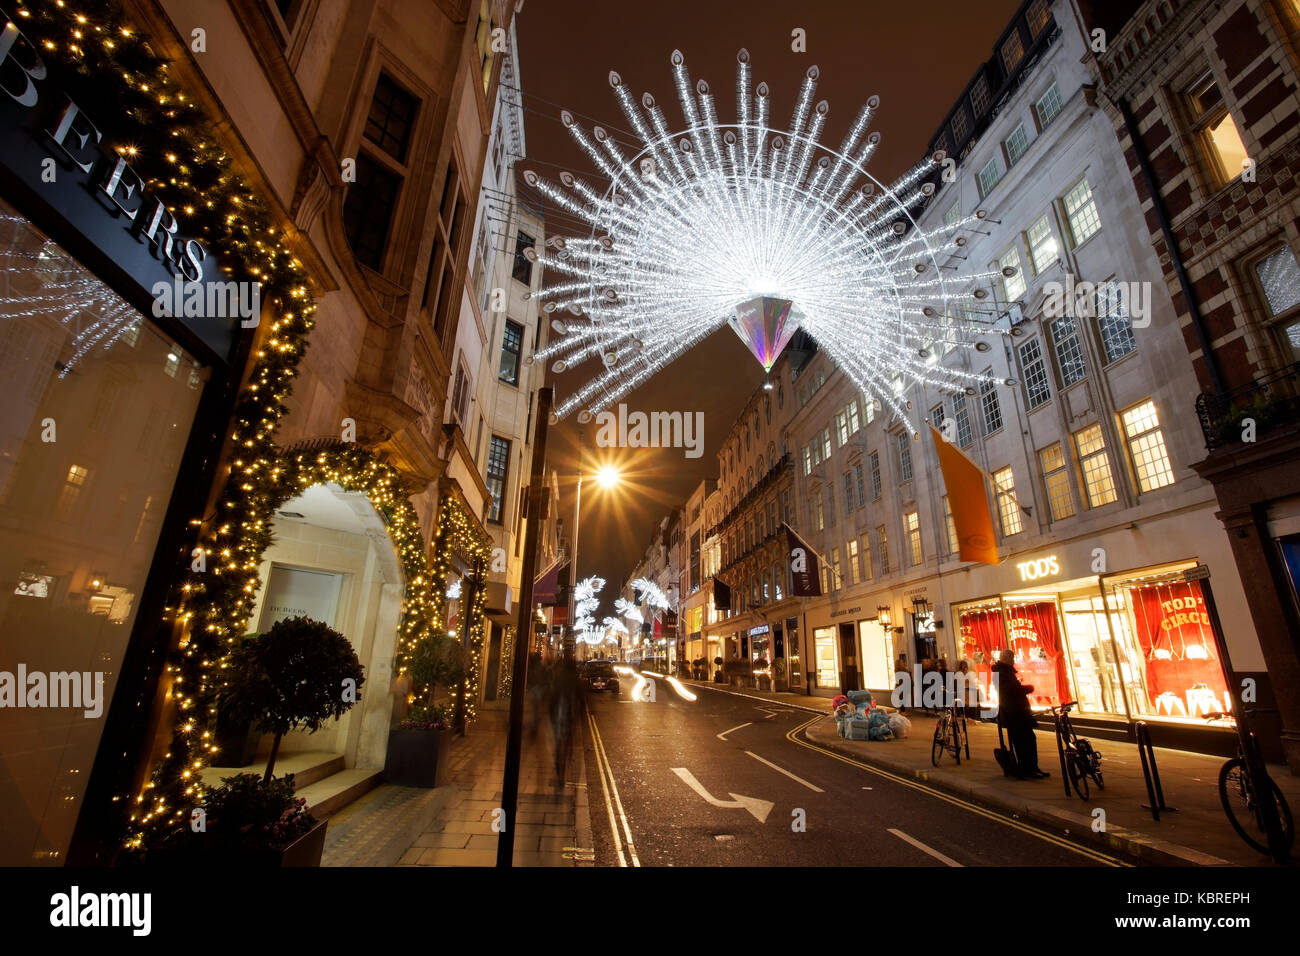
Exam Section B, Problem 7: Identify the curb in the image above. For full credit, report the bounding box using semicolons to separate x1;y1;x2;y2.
687;679;833;716
802;716;1234;867
570;709;596;866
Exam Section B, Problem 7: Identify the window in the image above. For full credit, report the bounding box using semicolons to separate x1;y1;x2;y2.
1000;245;1026;301
486;436;511;522
943;496;960;555
829;548;842;590
853;462;866;508
813;488;824;531
1063;179;1101;245
905;511;923;566
897;432;913;482
1074;424;1118;507
860;532;874;580
802;446;812;476
847;400;860;434
877;524;890;575
1189;74;1248;185
1097;281;1138;362
1004;124;1030;166
932;402;946;432
944;202;962;227
954;394;973;447
53;464;89;522
951;106;971;144
843;471;854;513
1255;246;1300;315
451;362;471;424
836;409;849;446
980;376;1003;434
821;428;832;460
870;451;882;499
1027;0;1051;37
861;393;876;425
364;73;419;162
1039;443;1076;521
970;75;991;117
1050;314;1087;385
992;466;1023;535
978;157;1002;197
1002;29;1025;72
825;484;836;526
1122;400;1176;492
1035;82;1063;129
499;319;523;385
1018;338;1051;409
1026;215;1058;275
848;538;861;584
512;230;535;285
343;153;401;271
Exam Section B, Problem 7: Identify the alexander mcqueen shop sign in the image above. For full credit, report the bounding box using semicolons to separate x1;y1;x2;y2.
0;12;240;360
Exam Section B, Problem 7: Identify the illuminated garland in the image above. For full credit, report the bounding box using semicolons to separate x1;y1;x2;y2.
10;2;464;850
428;494;492;721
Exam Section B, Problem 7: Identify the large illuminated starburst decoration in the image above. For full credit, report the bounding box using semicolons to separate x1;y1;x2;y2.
524;50;1021;430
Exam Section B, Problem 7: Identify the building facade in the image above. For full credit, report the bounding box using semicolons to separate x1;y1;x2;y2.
1079;0;1300;770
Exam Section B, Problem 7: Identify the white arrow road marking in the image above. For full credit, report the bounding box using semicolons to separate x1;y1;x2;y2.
887;828;963;867
756;707;793;719
744;751;824;792
717;722;752;740
671;767;774;823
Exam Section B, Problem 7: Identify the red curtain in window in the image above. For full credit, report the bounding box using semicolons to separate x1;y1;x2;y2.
1005;602;1069;705
1130;581;1229;716
959;609;1003;664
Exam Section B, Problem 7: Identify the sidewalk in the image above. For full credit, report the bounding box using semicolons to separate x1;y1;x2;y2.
320;700;594;867
685;678;1297;866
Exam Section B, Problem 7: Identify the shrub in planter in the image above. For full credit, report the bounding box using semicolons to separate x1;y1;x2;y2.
385;702;455;788
217;616;365;782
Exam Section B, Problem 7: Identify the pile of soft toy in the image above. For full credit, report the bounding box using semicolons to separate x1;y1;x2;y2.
832;690;910;741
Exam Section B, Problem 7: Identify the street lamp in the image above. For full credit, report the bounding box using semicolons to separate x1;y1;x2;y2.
569;456;621;654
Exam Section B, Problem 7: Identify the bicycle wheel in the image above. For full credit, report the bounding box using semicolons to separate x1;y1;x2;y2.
1079;740;1104;790
931;718;948;766
1066;751;1090;800
1220;758;1295;855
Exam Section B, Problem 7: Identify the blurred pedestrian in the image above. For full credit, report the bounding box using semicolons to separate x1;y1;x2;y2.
993;649;1048;779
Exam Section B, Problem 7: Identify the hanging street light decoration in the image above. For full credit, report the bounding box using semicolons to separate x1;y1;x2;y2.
524;49;1019;433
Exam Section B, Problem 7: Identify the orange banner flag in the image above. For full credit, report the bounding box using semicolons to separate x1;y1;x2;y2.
928;424;1000;565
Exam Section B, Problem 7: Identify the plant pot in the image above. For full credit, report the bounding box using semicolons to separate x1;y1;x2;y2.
278;819;328;867
384;727;454;788
147;820;327;867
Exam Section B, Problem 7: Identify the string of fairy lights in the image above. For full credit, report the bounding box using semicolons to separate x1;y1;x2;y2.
11;0;485;850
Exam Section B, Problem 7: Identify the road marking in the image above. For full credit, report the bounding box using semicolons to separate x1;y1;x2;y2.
717;722;752;740
744;750;824;792
588;712;640;867
888;828;963;867
784;716;1129;867
862;787;873;790
671;767;774;823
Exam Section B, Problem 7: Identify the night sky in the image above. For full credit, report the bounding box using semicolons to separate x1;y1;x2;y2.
514;0;1027;610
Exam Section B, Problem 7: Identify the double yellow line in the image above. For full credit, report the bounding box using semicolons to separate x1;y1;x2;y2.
786;716;1129;867
587;712;640;867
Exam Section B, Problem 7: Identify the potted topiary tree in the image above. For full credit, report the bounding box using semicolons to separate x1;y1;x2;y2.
385;634;465;787
713;656;725;683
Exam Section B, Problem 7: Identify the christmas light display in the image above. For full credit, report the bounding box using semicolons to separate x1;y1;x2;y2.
525;50;1021;431
631;577;670;610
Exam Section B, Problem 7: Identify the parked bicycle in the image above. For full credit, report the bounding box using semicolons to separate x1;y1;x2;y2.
1048;702;1103;800
931;695;970;766
1205;710;1294;859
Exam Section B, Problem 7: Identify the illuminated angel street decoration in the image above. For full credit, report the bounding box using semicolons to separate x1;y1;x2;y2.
631;577;670;611
574;575;606;643
614;597;643;625
602;616;629;636
525;50;1023;431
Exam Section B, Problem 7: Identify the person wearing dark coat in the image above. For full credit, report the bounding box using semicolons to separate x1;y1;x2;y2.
992;649;1048;779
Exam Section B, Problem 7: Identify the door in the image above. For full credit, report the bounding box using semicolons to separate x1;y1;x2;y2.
838;622;860;692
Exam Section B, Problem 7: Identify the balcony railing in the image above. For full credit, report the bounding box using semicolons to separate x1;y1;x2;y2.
1195;362;1300;450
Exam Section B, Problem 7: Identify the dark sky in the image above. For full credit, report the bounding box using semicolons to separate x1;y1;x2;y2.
514;0;1027;608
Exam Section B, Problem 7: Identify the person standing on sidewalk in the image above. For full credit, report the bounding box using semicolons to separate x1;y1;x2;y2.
993;650;1048;779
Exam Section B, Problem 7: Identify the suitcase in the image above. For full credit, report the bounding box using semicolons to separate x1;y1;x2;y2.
993;720;1019;777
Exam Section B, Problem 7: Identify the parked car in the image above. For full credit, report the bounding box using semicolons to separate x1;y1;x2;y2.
583;661;620;693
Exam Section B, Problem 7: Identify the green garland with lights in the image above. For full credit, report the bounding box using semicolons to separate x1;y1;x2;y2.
10;1;484;851
428;493;492;721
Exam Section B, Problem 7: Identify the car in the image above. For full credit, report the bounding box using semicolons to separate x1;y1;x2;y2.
583;661;620;693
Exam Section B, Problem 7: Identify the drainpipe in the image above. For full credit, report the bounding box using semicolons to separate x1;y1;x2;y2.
1116;96;1225;396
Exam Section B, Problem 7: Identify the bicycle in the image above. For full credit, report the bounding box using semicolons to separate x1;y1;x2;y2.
1206;710;1294;859
1048;702;1103;800
931;696;970;766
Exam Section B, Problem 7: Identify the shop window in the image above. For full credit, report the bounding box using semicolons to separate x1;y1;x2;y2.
1039;442;1076;520
943;496;960;555
980;376;1003;435
896;431;913;482
1062;178;1101;246
1074;423;1119;507
498;319;523;385
992;466;1023;536
1121;399;1176;492
954;394;974;447
1188;74;1249;187
1004;124;1030;166
1026;215;1058;275
1000;245;1026;301
364;73;419;163
904;510;923;566
877;524;890;575
511;230;535;285
343;153;400;271
1018;338;1051;409
1035;82;1063;130
486;435;510;522
1097;280;1138;362
1050;313;1087;385
1003;600;1069;706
